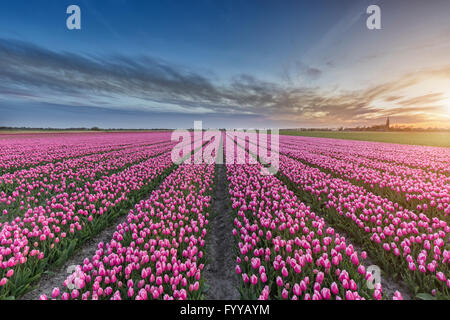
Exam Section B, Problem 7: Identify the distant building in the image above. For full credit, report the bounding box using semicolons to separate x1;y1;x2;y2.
386;117;390;129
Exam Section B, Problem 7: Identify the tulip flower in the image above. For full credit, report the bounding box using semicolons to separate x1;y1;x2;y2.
51;288;60;298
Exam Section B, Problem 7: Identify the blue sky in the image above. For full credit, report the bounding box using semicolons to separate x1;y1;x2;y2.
0;0;449;128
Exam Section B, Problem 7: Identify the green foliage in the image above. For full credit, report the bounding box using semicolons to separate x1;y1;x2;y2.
279;131;450;148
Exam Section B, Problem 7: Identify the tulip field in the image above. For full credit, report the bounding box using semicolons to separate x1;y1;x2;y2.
0;131;448;300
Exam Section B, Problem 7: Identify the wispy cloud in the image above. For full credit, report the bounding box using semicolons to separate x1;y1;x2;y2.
0;38;449;128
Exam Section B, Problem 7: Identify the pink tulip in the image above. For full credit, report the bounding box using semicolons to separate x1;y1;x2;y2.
293;283;302;296
260;272;267;283
331;282;339;295
436;272;446;282
71;289;79;299
345;291;355;300
235;265;242;275
393;291;403;300
276;276;283;287
0;278;7;287
321;288;331;300
52;288;61;298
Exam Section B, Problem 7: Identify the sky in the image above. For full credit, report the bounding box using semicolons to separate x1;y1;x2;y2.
0;0;449;129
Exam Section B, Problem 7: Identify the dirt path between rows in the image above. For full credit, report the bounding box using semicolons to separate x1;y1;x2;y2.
204;164;240;300
21;215;128;300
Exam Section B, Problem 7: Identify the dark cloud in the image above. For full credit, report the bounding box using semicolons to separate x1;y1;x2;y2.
0;38;449;128
0;38;227;110
295;61;322;80
325;61;335;68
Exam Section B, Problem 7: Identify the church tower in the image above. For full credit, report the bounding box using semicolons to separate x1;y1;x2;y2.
386;117;390;129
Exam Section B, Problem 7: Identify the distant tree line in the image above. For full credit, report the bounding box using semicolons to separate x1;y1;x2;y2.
284;127;450;132
0;127;172;131
284;118;449;132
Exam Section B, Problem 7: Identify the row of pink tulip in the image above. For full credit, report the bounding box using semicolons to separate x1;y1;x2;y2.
229;134;448;299
0;141;175;219
279;137;450;217
226;163;402;300
40;162;215;300
0;142;177;298
0;132;172;174
278;154;449;298
223;134;402;300
280;135;450;174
